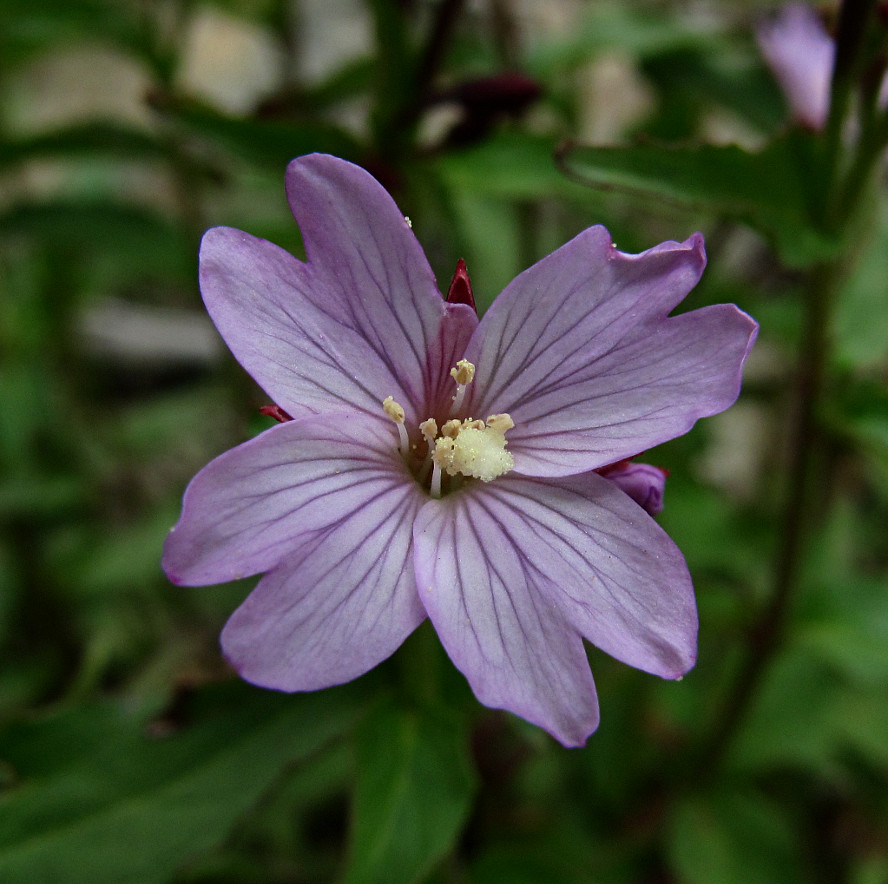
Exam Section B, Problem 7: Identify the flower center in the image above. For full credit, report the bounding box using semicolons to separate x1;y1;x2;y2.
382;360;514;498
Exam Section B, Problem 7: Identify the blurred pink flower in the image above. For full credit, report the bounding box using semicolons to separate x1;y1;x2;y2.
757;3;835;130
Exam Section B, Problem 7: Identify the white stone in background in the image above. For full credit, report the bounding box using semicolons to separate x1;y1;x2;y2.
78;298;224;368
697;397;773;501
296;0;372;83
5;47;153;134
576;50;654;145
177;6;283;114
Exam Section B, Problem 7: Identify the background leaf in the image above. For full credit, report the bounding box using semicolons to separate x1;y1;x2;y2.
559;134;834;267
344;696;477;884
0;682;363;883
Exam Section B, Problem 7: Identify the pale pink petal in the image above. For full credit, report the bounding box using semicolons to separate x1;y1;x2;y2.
463;228;757;476
221;486;426;692
413;470;695;744
598;461;667;516
757;3;833;130
469;473;697;677
413;494;601;747
286;154;479;419
162;412;418;586
199;154;476;422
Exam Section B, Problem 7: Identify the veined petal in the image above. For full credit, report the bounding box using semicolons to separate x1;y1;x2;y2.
424;301;479;418
464;228;757;475
460;473;697;677
599;461;667;516
286;154;477;419
163;412;419;586
199;154;471;422
413;495;600;747
221;486;426;692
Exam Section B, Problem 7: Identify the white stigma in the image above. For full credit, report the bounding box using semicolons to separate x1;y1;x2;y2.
432;415;514;485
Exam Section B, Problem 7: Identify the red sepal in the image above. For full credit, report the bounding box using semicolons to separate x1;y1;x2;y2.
446;258;476;312
259;404;294;423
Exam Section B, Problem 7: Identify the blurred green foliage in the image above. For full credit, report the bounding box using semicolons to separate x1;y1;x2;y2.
1;0;887;882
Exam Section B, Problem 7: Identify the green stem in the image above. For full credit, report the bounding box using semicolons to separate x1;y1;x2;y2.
693;0;886;779
837;110;888;214
695;260;836;778
822;0;879;226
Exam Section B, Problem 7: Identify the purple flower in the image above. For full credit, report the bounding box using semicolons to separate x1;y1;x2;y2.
163;154;757;746
757;3;835;130
597;460;668;517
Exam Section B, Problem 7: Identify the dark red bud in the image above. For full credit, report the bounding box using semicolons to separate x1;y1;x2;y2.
446;258;476;312
259;404;294;423
452;72;542;115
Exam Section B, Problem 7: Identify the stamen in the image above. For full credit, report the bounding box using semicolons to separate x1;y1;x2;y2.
419;418;438;450
450;359;475;413
441;418;463;439
382;396;410;455
450;359;475;386
486;413;514;433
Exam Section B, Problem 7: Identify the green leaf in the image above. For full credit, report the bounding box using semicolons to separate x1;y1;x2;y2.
156;96;362;172
834;201;888;369
729;649;844;772
527;2;711;77
433;134;605;208
640;46;787;135
344;696;477;884
559;134;837;267
0;682;363;883
796;617;888;688
0;122;179;170
826;378;888;485
0;201;193;272
0;0;147;68
668;791;809;884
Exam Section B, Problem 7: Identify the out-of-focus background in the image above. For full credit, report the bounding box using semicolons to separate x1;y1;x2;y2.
1;1;887;881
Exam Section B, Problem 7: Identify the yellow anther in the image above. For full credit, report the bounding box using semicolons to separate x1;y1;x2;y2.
383;396;405;424
486;413;514;433
382;396;409;455
450;359;475;386
441;419;463;439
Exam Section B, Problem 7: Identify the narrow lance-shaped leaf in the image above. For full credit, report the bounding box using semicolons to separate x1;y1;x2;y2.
558;134;836;268
0;682;363;883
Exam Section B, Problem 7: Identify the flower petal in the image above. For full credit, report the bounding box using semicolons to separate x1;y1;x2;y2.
413;471;695;743
757;3;833;131
475;473;697;678
464;228;757;475
413;494;601;747
599;461;667;516
162;411;419;586
220;484;426;692
199;154;476;421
